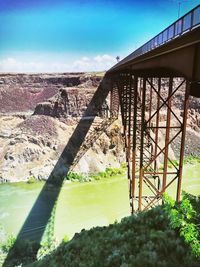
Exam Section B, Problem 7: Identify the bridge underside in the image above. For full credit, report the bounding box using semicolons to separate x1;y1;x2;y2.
107;23;200;212
109;27;200;98
109;73;190;212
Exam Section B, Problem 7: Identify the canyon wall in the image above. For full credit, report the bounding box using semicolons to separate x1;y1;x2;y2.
0;73;199;182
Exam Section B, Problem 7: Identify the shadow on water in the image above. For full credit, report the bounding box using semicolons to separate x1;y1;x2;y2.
3;75;111;266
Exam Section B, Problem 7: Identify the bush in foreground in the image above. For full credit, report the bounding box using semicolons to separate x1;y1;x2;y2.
29;194;200;267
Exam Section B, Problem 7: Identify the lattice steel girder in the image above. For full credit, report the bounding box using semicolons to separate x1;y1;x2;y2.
112;73;190;212
110;83;119;118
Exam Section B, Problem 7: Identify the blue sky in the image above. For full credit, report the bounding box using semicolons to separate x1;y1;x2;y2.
0;0;199;72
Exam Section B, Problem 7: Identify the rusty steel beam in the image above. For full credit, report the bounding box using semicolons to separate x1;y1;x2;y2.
176;81;190;202
162;78;173;192
110;72;189;213
138;77;146;211
131;76;138;212
110;80;120;118
149;78;153;127
153;78;161;174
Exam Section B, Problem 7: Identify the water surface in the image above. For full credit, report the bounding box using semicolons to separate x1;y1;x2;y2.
0;163;199;241
0;177;130;241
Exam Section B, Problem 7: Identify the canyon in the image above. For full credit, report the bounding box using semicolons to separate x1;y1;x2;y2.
0;73;199;182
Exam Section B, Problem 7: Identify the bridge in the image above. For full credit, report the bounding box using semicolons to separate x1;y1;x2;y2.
3;4;200;266
107;4;200;213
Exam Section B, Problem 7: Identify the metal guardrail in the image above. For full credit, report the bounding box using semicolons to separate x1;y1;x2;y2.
112;4;200;69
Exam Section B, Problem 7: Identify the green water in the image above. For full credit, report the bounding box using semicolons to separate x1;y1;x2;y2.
0;163;199;242
0;177;130;241
165;162;200;198
182;162;200;193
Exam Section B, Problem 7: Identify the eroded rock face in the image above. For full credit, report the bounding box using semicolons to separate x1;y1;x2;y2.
0;73;200;183
0;115;59;181
34;87;110;118
0;73;124;182
0;115;124;182
0;73;102;113
34;88;95;117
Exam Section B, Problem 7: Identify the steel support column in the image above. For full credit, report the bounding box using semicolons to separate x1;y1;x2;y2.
112;73;190;212
138;78;146;211
110;80;120;118
131;76;138;213
176;81;190;202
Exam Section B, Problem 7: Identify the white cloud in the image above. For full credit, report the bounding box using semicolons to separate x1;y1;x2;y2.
94;54;115;63
0;57;70;73
72;54;116;72
0;54;117;73
0;57;44;73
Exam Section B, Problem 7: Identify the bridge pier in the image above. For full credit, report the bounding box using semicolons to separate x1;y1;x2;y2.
110;73;190;212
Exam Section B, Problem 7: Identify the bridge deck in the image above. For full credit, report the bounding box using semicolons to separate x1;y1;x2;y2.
108;5;200;97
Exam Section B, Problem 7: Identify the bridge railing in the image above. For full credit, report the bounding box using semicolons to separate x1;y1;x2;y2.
113;4;200;68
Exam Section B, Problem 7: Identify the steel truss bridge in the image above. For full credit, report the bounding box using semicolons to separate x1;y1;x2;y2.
2;5;200;265
107;4;200;213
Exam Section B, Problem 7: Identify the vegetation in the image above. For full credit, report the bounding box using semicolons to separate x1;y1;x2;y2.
27;176;37;184
158;156;200;170
1;239;40;266
0;225;39;266
1;193;200;266
0;229;16;266
65;172;89;182
28;194;200;267
164;192;200;257
1;159;199;266
37;201;58;260
65;164;126;182
167;159;179;169
183;156;200;165
91;166;125;181
0;201;58;266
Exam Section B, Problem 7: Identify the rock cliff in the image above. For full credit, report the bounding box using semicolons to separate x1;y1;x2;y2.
0;73;199;182
0;73;124;182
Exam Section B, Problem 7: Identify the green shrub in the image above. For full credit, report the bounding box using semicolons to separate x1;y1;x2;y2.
164;193;200;257
27;176;37;184
67;167;126;183
1;239;40;266
0;234;16;253
65;172;88;182
29;194;200;267
183;156;200;165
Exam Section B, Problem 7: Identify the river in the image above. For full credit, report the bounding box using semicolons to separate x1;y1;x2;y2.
0;177;130;242
0;162;199;243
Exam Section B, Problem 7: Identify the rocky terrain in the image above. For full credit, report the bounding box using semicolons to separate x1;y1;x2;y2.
0;73;100;113
0;73;199;182
0;73;124;182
